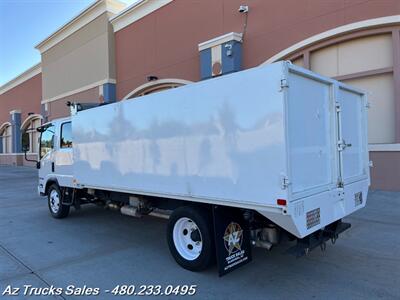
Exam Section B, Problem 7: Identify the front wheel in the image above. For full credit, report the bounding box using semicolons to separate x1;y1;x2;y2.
47;184;70;219
167;206;215;272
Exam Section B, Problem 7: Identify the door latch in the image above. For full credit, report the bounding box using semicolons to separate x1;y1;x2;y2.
338;139;352;151
281;175;290;189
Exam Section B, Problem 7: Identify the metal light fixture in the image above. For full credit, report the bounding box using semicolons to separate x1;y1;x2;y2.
238;5;249;13
238;5;249;43
147;75;158;81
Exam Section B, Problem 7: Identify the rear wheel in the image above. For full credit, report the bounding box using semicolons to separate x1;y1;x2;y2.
167;206;215;271
47;184;70;219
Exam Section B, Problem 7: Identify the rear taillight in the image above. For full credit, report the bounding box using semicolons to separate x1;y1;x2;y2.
277;199;287;206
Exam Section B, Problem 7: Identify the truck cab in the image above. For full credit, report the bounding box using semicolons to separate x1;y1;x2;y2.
38;118;73;197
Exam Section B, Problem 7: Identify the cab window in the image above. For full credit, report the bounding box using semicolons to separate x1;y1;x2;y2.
40;125;55;159
60;122;72;148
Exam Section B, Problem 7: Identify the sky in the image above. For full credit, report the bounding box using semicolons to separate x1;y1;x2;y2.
0;0;135;86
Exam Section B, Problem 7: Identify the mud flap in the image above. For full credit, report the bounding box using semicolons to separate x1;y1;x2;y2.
212;205;252;276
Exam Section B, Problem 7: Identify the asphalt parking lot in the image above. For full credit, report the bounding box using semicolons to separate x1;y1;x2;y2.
0;165;399;300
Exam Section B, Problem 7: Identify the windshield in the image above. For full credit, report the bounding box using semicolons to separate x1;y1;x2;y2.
40;125;55;159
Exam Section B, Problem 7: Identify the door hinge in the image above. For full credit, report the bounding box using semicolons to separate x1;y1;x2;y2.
337;179;344;189
280;78;289;90
281;175;290;189
335;102;341;112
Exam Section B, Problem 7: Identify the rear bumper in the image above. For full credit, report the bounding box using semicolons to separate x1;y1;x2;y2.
286;220;351;257
257;179;368;238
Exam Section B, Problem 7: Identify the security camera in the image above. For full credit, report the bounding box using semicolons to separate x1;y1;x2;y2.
238;5;249;13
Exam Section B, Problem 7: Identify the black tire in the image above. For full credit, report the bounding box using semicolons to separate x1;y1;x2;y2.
167;206;215;272
47;183;70;219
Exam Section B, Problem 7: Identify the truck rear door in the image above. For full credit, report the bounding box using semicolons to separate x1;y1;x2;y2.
336;86;368;185
285;68;338;200
285;65;368;202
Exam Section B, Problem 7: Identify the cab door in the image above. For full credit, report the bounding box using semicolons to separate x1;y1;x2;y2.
55;121;73;188
38;124;56;191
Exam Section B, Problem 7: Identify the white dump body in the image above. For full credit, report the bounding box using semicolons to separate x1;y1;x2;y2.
72;61;369;238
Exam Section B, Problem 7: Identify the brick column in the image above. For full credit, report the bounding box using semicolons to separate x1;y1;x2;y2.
10;110;22;153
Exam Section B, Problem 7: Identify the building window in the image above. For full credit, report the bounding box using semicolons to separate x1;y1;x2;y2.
0;124;12;153
134;83;181;97
122;79;193;100
21;116;42;153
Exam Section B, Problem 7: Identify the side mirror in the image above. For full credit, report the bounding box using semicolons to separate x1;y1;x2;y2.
21;132;30;152
23;146;39;167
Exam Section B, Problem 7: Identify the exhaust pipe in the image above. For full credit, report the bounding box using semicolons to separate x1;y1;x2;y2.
121;205;142;217
105;201;120;211
120;205;170;220
251;240;273;250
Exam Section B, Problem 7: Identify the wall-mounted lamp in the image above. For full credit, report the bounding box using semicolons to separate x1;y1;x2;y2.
238;5;249;13
225;43;233;56
147;75;158;82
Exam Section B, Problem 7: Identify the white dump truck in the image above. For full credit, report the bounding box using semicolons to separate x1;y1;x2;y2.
28;61;369;275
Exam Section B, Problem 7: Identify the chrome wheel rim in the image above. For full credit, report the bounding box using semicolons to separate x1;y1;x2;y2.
173;217;203;261
49;189;60;214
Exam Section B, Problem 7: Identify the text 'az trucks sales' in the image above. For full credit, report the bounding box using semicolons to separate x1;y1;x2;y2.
27;61;370;276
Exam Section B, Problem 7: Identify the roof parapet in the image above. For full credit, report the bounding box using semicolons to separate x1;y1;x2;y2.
0;63;41;96
110;0;173;32
34;0;126;54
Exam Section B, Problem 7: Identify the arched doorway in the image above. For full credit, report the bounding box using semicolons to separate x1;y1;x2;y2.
0;122;12;153
261;16;400;190
262;17;400;145
122;78;193;100
21;114;42;154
